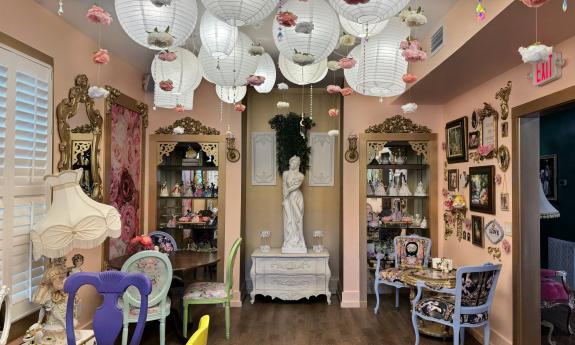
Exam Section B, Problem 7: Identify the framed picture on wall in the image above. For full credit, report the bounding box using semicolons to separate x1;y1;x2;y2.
479;103;498;151
445;117;468;163
448;169;459;191
469;166;496;214
471;215;484;247
540;154;557;201
501;193;510;211
469;131;480;150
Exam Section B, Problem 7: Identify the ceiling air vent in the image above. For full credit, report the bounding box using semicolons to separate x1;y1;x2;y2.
430;25;444;56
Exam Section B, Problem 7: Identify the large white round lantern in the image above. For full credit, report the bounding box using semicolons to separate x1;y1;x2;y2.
339;15;388;38
278;55;328;86
199;32;259;87
154;88;195;110
115;0;197;50
201;0;280;26
328;0;409;24
216;86;247;104
200;11;238;58
344;18;409;97
273;0;340;64
253;53;276;93
151;48;203;94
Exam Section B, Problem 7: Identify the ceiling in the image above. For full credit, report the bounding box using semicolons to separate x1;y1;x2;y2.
36;0;457;76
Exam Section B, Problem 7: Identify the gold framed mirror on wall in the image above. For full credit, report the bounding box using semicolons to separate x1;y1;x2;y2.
56;74;103;201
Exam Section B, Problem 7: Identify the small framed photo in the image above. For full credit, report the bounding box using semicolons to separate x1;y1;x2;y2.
469;131;481;149
501;122;509;138
540;154;557;201
445;117;468;164
501;193;509;211
480;104;498;150
469;165;496;214
448;169;459;191
472;215;484;248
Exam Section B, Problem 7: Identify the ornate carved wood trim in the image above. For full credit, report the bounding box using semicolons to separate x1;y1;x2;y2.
495;81;512;121
367;141;388;161
105;86;149;127
157;142;177;165
409;141;429;162
154;117;220;135
365;115;432;134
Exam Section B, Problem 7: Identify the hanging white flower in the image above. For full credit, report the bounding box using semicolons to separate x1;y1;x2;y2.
293;50;316;66
295;21;315;34
401;102;418;113
277;101;290;109
277;83;289;90
328;129;339;137
147;27;174;49
88;86;109;99
399;7;427;27
248;43;265;56
327;60;341;71
338;34;356;47
173;126;185;134
150;0;172;7
518;43;553;63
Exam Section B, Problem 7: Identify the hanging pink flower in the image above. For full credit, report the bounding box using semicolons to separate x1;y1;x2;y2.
276;11;298;27
328;108;339;117
326;85;342;94
402;73;418;83
464;218;472;230
174;104;184;112
159;80;174;92
339;57;356;69
521;0;550;7
400;38;427;62
246;75;266;86
344;0;370;4
502;238;511;254
478;144;494;157
495;174;502;185
158;50;177;62
86;5;113;25
92;49;110;64
234;103;246;112
340;87;353;96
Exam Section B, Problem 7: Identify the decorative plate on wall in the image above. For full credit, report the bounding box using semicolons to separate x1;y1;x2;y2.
485;219;504;245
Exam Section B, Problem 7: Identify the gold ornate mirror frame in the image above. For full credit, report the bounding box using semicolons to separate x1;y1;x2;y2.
56;74;103;201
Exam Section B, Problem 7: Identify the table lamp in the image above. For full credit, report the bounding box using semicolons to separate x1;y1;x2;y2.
539;179;560;219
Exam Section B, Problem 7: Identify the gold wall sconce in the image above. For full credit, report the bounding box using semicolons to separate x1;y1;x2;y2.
345;134;358;163
226;129;240;162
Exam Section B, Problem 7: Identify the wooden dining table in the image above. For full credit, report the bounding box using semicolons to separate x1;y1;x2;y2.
108;250;220;271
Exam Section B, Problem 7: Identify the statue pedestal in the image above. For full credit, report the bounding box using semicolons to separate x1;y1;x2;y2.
281;246;307;254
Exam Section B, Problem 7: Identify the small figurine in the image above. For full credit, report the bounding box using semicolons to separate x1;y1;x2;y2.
68;254;84;276
160;181;169;197
167;214;177;228
194;183;204;197
184;180;194;197
374;181;386;196
398;173;412;196
414;179;427;196
420;217;428;229
388;181;398;196
413;214;422;227
171;181;181;197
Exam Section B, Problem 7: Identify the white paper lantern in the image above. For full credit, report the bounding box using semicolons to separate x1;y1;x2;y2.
344;18;409;97
328;0;409;24
216;86;247;103
201;0;280;26
339;15;388;38
154;87;195;110
278;55;328;86
151;48;203;94
199;32;259;87
253;53;276;93
115;0;197;50
200;11;238;58
273;0;340;64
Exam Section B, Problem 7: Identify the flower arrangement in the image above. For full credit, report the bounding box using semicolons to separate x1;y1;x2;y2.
327;60;341;71
402;73;418;83
159;80;174;91
502;238;511;254
295;21;314;34
92;49;110;64
338;34;356;47
339;57;357;69
399;7;427;27
247;75;266;86
344;0;370;4
127;235;154;255
477;144;494;157
88;86;109;99
174;104;184;112
147;27;174;49
521;0;550;7
293;50;315;66
277;83;289;90
400;38;427;62
86;5;113;25
277;101;290;109
328;108;339;117
173;126;185;134
326;85;342;94
401;102;418;114
151;0;172;7
276;11;298;27
444;194;466;211
518;43;552;63
248;43;265;56
158;50;177;62
234;103;246;112
340;87;353;96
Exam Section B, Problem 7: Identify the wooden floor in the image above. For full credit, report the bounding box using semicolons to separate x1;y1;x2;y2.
136;294;481;345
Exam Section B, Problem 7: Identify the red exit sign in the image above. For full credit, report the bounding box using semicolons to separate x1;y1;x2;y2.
531;52;564;86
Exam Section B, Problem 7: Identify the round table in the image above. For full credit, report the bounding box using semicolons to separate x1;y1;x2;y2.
400;268;457;339
108;250;219;271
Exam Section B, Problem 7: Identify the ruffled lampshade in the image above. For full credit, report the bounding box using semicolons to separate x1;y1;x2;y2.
253;53;277;93
339;15;388;38
216;85;247;104
201;0;280;26
278;55;328;86
327;0;409;24
31;169;121;260
540;179;560;219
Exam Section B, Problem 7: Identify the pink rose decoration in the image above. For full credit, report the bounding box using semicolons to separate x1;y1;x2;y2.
399;40;410;50
478;144;494;157
246;75;266;86
495;174;502;185
344;0;370;4
86;5;113;25
465;218;472;230
400;39;427;63
339;57;357;69
444;199;454;210
328;108;339;117
502;239;511;254
174;104;184;112
120;204;138;242
402;73;418;83
92;49;110;64
159;79;174;91
340;87;353;96
326;85;342;94
521;0;549;7
276;11;298;27
234;103;246;112
158;50;177;62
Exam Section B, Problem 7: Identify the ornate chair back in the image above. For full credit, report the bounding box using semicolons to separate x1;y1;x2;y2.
149;231;178;252
225;238;242;295
185;315;210;345
64;271;152;345
0;285;12;345
453;263;502;323
393;235;432;269
121;250;173;312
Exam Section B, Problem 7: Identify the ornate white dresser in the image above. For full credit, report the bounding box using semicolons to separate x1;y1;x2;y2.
250;248;331;304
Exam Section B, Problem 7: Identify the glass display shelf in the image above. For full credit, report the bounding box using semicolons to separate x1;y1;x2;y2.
366;195;428;199
158;196;218;199
158;165;218;171
367;164;428;170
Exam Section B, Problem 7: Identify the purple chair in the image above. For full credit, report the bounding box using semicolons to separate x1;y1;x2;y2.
64;271;152;345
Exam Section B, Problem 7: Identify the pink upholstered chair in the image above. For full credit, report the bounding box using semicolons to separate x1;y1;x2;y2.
541;268;575;344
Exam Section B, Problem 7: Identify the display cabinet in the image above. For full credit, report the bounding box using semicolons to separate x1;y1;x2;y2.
149;134;226;280
359;132;438;299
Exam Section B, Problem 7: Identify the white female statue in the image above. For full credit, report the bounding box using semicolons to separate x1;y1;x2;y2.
282;156;307;253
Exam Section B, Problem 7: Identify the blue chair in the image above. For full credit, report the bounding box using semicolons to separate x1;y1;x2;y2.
411;263;502;345
149;231;178;252
120;250;173;345
374;235;432;313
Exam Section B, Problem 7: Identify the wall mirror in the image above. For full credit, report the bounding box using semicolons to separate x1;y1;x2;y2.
56;74;103;201
0;286;12;345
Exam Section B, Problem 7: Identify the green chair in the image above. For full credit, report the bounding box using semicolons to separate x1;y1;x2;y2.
120;250;173;345
182;238;242;340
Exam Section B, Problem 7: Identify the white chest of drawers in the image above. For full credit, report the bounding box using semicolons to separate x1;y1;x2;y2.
250;248;331;304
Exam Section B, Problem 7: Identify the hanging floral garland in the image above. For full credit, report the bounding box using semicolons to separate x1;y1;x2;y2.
269;113;315;174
